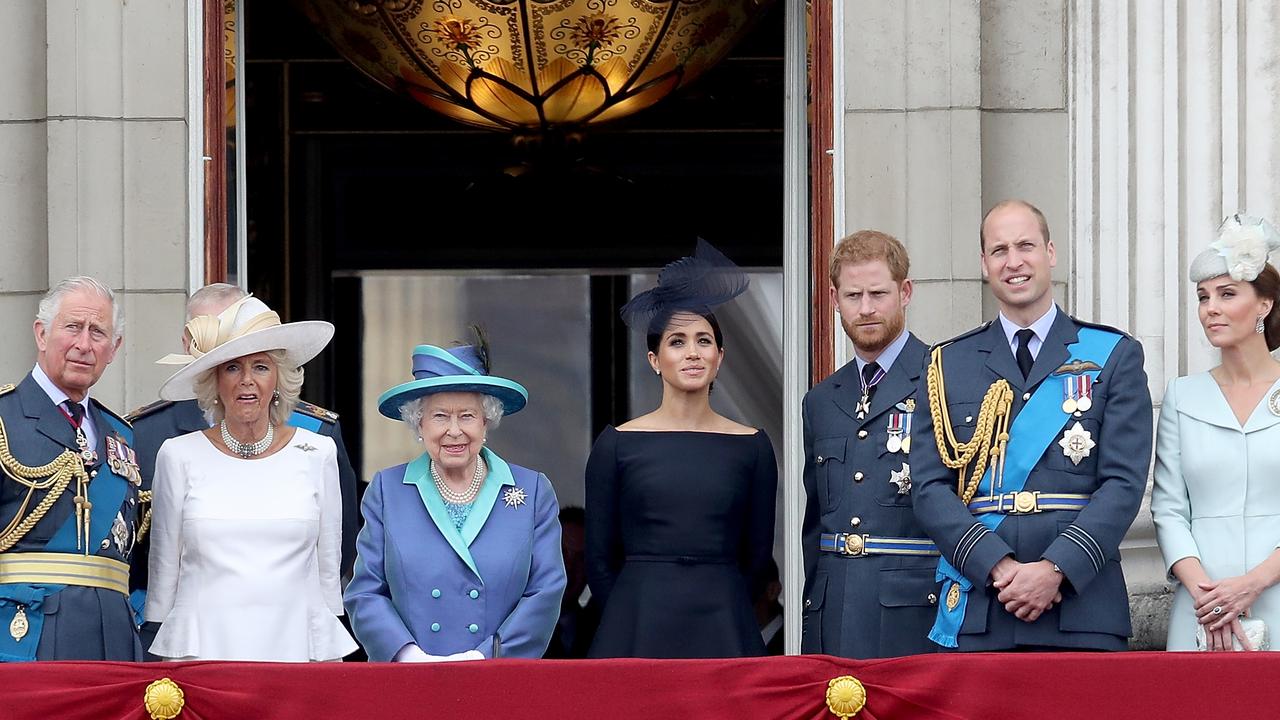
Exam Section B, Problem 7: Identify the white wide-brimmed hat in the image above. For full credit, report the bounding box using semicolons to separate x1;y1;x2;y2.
155;295;334;401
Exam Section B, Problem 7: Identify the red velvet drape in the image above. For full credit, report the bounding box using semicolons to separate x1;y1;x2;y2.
2;652;1277;720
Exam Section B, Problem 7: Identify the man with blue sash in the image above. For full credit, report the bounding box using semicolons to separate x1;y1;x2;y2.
0;277;143;661
127;284;360;657
802;230;941;658
911;201;1153;651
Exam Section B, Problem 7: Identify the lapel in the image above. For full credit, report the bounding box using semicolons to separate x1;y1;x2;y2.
864;334;926;423
403;452;481;580
980;321;1023;388
1024;308;1077;392
1178;372;1280;434
175;399;211;432
458;447;515;549
87;400;110;463
17;373;77;452
828;361;865;424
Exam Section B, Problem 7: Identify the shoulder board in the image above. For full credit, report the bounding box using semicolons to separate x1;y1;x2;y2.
931;321;992;352
294;400;339;424
1072;317;1134;340
125;398;174;423
0;383;14;397
93;400;132;429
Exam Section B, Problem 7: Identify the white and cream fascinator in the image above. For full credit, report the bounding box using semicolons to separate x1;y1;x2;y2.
1189;214;1280;283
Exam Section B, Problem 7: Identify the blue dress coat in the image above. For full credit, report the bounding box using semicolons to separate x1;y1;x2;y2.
801;333;942;658
344;448;565;660
910;309;1153;650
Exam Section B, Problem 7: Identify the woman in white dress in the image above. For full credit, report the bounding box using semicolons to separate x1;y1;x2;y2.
1153;214;1280;652
144;296;357;661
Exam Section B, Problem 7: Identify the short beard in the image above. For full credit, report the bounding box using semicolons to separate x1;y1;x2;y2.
842;309;906;356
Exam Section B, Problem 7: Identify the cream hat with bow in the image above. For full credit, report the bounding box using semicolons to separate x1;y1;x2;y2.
155;295;334;401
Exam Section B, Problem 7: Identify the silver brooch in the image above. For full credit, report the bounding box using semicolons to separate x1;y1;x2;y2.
111;512;130;554
294;443;317;452
1269;388;1280;417
889;463;912;495
501;487;527;508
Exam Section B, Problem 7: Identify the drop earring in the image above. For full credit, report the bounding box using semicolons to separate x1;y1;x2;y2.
1258;315;1267;334
272;391;281;406
654;368;660;376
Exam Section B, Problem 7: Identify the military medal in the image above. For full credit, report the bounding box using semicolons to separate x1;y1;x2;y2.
886;413;904;453
857;364;887;420
946;584;961;611
106;435;141;485
1061;375;1094;415
1058;421;1096;465
9;606;28;641
111;512;130;554
889;462;912;494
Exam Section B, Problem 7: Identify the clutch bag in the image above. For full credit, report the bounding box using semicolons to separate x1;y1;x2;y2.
1194;616;1269;651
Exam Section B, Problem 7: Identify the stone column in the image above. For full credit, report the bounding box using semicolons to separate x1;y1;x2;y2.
0;0;195;411
1069;0;1280;647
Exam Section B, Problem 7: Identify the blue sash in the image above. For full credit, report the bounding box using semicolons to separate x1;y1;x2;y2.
928;327;1121;647
0;414;133;662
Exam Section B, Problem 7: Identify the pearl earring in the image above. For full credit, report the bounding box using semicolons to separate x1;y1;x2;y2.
272;391;281;406
417;436;423;443
654;368;660;375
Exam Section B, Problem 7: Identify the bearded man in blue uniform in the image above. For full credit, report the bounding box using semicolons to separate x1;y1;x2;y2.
0;277;143;661
801;230;941;658
911;200;1153;651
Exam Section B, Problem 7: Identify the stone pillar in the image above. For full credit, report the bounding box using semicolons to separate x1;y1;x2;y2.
0;0;195;411
1070;0;1280;647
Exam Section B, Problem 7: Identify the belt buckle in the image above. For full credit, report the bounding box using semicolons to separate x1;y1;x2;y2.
843;533;867;557
1003;491;1040;514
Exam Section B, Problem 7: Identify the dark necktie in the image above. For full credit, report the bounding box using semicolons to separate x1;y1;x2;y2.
861;361;882;398
1014;328;1035;379
62;400;84;427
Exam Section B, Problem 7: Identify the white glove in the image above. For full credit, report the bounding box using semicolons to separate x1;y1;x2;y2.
441;650;485;662
393;644;436;663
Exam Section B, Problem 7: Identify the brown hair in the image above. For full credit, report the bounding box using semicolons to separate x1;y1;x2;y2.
980;199;1051;252
1251;264;1280;351
829;230;910;287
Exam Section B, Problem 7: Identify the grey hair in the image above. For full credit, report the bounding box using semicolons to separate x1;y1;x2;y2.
187;283;246;319
193;350;304;426
398;393;504;438
35;276;123;342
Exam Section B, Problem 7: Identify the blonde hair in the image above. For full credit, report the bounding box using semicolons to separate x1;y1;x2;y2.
193;349;304;426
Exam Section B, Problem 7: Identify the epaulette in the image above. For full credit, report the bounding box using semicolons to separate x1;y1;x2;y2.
124;398;174;423
93;400;133;429
930;321;992;352
1073;317;1135;340
294;400;339;424
0;383;15;397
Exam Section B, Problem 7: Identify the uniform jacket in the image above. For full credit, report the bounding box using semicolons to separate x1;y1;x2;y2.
801;333;941;658
910;308;1153;650
0;374;142;661
1152;373;1280;650
344;448;566;661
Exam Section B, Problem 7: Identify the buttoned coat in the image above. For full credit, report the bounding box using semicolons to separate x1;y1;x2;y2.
801;333;942;658
0;374;142;661
1152;373;1280;650
910;309;1152;650
344;448;565;660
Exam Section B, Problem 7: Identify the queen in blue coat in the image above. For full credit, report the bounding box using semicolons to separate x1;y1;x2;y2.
344;339;566;661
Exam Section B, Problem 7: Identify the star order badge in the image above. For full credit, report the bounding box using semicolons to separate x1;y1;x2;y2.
889;462;912;494
1058;421;1096;465
501;486;527;508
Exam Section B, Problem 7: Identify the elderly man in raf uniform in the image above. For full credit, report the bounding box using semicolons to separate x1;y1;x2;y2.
0;277;143;661
801;230;940;658
911;200;1153;651
127;283;360;654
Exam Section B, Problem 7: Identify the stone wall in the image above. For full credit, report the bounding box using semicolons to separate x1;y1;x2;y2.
0;0;193;412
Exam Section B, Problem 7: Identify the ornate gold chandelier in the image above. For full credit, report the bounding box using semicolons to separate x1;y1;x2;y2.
292;0;773;133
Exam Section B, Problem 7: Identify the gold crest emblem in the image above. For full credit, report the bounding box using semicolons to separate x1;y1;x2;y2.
9;606;29;641
946;583;961;611
144;678;185;720
825;675;867;719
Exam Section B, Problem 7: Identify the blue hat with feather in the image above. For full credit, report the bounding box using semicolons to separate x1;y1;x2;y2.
377;335;528;420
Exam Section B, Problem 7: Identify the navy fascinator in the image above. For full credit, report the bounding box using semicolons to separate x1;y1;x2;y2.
620;239;750;335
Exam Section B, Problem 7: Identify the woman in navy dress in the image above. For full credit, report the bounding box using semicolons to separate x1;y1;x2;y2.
586;241;778;658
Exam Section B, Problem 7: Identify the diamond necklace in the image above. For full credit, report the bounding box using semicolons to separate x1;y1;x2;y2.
220;420;274;458
431;455;486;505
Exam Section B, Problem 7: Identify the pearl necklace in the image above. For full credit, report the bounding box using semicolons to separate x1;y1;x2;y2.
220;420;274;458
431;455;486;505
